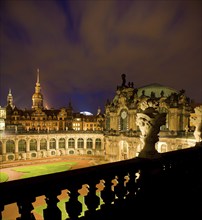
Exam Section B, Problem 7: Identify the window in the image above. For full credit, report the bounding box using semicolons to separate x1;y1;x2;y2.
59;138;65;149
78;138;84;148
40;138;47;150
18;139;26;152
68;138;75;148
6;140;15;153
87;138;93;149
95;138;102;150
87;150;92;155
69;150;74;154
30;139;37;151
50;138;56;149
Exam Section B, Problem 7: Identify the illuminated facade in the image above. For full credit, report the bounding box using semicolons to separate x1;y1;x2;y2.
0;131;104;162
103;74;196;161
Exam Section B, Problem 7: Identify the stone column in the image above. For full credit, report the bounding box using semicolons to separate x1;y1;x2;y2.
26;139;31;160
75;138;78;149
136;107;166;158
84;138;87;149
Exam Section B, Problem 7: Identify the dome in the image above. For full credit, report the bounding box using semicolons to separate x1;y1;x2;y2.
80;111;93;116
137;83;178;98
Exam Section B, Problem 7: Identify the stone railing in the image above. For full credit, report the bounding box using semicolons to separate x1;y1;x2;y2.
1;143;202;219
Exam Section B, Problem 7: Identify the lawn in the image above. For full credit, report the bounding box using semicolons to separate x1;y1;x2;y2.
12;161;77;179
0;172;9;183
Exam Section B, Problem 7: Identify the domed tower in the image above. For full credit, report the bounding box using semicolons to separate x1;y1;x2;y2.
32;69;43;109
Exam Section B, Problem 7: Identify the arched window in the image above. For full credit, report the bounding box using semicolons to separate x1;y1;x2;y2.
50;138;56;149
68;138;75;148
0;141;2;155
87;138;93;149
30;139;37;151
6;140;15;153
95;138;102;150
120;110;128;131
18;139;26;152
78;138;84;148
40;138;47;150
59;138;65;149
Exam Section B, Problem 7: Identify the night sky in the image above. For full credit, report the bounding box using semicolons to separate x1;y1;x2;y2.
0;0;202;114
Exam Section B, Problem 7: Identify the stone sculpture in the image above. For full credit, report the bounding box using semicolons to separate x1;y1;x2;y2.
190;105;202;143
136;107;166;158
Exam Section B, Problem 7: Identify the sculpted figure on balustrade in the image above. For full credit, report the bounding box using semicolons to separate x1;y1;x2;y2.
190;105;202;143
136;107;166;158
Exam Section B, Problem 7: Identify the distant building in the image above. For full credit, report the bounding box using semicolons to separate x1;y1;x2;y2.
0;106;6;131
4;69;104;133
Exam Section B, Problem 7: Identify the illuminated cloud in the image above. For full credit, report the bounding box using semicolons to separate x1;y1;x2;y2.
0;0;201;113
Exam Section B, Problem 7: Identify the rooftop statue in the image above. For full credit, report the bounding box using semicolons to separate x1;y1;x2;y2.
136;107;167;158
190;105;202;143
121;73;126;87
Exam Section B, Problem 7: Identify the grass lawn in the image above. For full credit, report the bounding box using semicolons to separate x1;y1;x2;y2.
12;161;77;179
0;172;9;183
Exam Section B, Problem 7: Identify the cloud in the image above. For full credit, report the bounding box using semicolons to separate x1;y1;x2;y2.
0;0;201;112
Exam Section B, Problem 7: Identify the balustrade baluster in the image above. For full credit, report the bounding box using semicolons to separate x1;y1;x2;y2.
65;186;82;219
99;176;116;218
43;191;61;220
123;170;141;217
16;198;35;220
0;204;3;220
126;170;140;200
113;173;127;217
84;180;100;218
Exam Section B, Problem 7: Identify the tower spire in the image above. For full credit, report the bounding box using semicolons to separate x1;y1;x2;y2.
37;68;40;83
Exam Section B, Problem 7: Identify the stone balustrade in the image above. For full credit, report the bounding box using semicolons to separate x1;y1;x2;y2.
0;143;202;219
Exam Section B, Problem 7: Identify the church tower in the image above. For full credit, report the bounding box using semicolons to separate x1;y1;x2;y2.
32;69;43;109
7;89;14;108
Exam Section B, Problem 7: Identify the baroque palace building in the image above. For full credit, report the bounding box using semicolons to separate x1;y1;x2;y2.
0;71;199;162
